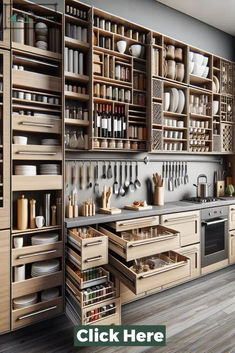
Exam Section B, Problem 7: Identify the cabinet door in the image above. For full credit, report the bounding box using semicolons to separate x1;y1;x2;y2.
229;205;235;231
0;229;10;333
0;49;10;228
229;231;235;264
0;0;10;49
161;211;200;246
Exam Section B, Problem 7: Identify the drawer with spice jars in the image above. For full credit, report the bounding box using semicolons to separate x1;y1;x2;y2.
97;217;190;295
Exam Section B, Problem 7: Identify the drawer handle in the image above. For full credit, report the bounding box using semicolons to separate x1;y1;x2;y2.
139;262;187;279
18;305;57;320
85;255;103;263
21;122;54;128
17;249;57;259
118;217;158;227
85;240;103;247
164;215;198;223
230;234;235;237
129;234;177;247
202;218;227;226
17;151;57;155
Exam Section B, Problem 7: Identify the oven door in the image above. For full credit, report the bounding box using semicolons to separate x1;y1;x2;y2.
201;217;228;267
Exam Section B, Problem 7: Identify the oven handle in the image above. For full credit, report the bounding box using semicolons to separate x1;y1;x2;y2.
202;218;228;226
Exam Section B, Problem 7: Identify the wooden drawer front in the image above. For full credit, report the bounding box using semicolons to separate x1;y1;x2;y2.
0;230;10;333
177;244;200;279
161;211;200;246
109;251;190;295
12;175;63;191
12;297;63;330
12;271;63;299
13;115;62;134
229;205;235;230
13;70;62;92
99;225;180;261
66;262;109;290
13;145;62;161
12;241;63;266
229;231;235;264
108;216;159;232
67;228;108;269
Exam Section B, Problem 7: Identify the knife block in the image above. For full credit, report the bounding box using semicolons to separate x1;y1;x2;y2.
216;181;225;197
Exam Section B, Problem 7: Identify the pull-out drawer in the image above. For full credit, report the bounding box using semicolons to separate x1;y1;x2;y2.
109;251;190;295
66;228;108;270
66;261;109;290
99;225;180;261
12;297;63;330
229;205;235;231
12;114;62;134
12;241;63;266
161;211;200;246
12;145;62;161
107;216;159;232
66;288;120;326
229;231;235;264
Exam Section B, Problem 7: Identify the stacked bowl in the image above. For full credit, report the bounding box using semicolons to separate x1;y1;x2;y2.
189;51;209;78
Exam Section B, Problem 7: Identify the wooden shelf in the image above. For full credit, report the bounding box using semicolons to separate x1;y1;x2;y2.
12;225;62;236
12;7;62;26
65;13;89;27
190;74;212;85
13;70;62;93
65;92;89;101
64;118;89;126
94;26;147;46
64;72;89;83
163;126;187;130
64;36;90;51
12;42;62;61
13;104;61;114
163;111;187;117
93;46;146;63
12;175;63;191
93;75;132;87
190;113;212;119
94;97;130;105
12;98;61;108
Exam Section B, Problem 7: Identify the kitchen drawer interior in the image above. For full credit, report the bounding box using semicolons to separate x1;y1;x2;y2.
99;224;180;261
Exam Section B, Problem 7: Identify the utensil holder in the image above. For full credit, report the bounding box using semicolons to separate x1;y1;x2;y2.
154;186;164;206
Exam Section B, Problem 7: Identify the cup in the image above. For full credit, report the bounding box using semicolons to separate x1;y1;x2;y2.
164;92;170;111
177;121;184;128
173;131;178;139
116;40;126;54
24;93;31;101
168;131;173;138
175;63;184;82
166;45;175;60
14;237;23;249
129;44;141;58
18;91;24;99
172;120;177;127
36;216;45;228
14;265;25;282
166;60;176;80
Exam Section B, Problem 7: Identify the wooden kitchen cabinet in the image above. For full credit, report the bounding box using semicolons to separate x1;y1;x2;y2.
229;231;235;264
229;205;235;231
0;229;10;333
160;211;200;246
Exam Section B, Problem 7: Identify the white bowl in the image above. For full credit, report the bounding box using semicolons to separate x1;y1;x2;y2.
202;56;209;66
193;53;204;65
189;51;194;61
13;136;28;145
192;63;204;77
189;61;194;74
202;66;209;78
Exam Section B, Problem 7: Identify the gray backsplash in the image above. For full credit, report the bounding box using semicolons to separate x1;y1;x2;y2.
65;152;225;210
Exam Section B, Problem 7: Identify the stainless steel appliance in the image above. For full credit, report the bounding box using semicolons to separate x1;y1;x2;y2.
193;174;211;198
201;206;228;268
185;197;219;204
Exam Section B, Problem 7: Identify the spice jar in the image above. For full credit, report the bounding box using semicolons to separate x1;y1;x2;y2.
115;65;121;80
125;89;131;103
100;84;106;99
94;83;100;97
131;141;138;150
117;140;123;148
124;140;130;149
112;87;118;101
109;140;116;149
119;88;124;102
93;138;100;148
70;131;78;149
101;139;108;148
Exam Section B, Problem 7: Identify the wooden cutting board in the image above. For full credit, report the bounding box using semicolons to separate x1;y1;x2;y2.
124;205;153;211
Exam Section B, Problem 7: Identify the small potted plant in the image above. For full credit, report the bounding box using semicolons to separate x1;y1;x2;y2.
226;184;235;197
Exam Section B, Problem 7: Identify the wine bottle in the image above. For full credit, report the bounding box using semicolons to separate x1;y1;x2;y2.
96;104;102;137
117;106;121;138
107;105;112;138
102;104;107;137
121;106;126;138
113;105;118;138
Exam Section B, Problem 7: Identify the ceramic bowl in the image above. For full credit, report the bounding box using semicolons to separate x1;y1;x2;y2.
13;136;28;145
193;53;204;65
202;66;209;78
192;63;204;77
202;56;209;66
189;61;194;74
189;51;194;61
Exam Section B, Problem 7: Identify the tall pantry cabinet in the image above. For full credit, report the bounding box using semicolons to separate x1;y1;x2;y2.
0;0;11;334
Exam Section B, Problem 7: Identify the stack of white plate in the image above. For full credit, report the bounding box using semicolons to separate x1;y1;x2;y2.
15;165;37;176
41;139;60;146
41;287;60;302
39;164;60;175
13;293;38;309
31;259;60;278
31;232;59;245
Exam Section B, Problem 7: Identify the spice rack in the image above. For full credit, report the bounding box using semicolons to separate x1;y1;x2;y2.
64;0;92;152
10;0;64;330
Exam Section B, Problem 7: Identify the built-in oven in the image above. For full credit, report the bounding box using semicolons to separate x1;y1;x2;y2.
201;206;228;268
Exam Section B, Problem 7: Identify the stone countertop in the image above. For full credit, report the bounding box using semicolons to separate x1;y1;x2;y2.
65;197;235;228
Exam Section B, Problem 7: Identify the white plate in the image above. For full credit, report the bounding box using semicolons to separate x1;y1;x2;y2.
176;90;185;114
31;233;59;245
41;287;60;302
170;88;179;112
213;75;220;93
32;259;60;271
13;293;38;309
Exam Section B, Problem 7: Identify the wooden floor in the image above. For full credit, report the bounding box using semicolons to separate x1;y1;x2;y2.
2;265;235;353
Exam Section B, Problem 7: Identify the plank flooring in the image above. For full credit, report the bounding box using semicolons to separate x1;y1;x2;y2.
1;265;235;353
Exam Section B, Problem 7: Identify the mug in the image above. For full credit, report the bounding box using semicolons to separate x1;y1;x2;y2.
175;47;183;61
166;60;176;80
175;63;185;82
166;45;175;60
129;44;141;58
14;265;25;282
36;216;45;228
14;237;23;249
116;40;126;54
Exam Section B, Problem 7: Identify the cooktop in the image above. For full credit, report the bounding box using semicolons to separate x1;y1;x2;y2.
184;197;220;204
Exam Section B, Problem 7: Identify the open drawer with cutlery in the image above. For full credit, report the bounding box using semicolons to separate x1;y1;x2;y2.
66;227;108;270
99;224;180;261
109;251;190;294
